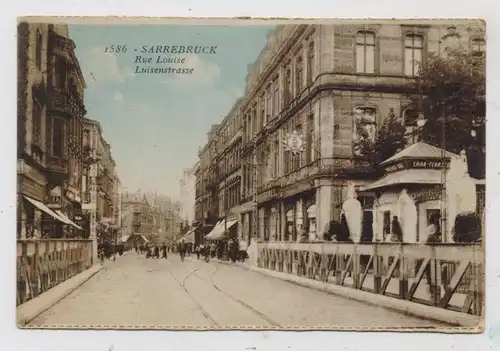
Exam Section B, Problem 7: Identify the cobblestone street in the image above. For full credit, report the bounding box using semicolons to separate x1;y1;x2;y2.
29;252;448;328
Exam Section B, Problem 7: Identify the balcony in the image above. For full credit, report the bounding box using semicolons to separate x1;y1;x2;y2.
47;157;69;175
82;147;100;165
48;90;85;118
48;90;72;116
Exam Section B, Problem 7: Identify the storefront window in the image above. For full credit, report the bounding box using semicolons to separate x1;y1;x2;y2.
383;211;391;239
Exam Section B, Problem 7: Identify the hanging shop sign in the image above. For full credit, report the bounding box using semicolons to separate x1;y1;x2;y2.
411;185;443;203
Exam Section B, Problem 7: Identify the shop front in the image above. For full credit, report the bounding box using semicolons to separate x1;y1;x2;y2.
361;142;481;243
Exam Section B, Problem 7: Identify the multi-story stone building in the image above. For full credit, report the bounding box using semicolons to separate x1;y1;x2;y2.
121;191;152;247
195;124;221;234
82;118;120;244
197;22;485;244
112;169;122;232
179;163;199;229
121;191;175;246
17;22;87;239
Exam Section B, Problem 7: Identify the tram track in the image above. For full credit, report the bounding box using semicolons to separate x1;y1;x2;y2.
203;264;281;327
166;258;280;327
163;267;220;326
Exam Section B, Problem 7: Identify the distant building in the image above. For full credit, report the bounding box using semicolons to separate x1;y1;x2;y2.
179;162;199;229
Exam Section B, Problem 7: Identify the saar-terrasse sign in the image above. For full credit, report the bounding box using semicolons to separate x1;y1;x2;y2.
384;159;448;173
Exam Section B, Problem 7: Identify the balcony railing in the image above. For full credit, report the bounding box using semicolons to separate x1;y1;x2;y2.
48;157;69;174
257;241;484;317
17;239;94;306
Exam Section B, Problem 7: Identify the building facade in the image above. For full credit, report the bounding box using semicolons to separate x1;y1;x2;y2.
17;23;87;239
121;191;176;246
197;22;485;243
179;162;199;229
82;118;121;244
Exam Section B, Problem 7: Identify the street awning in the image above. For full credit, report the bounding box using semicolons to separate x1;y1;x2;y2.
206;219;238;240
360;169;443;192
55;210;83;230
23;196;65;223
121;235;131;243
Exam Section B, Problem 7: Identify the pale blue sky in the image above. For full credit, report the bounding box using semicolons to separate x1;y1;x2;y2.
69;24;273;200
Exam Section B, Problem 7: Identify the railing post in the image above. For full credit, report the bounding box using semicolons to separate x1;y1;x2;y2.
429;245;441;307
399;244;409;300
373;243;381;294
352;244;360;289
32;241;40;298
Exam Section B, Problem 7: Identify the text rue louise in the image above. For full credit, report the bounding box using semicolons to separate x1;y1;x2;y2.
134;55;186;64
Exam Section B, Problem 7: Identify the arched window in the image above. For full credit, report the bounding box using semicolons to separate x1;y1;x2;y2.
356;31;376;74
403;109;419;144
471;37;486;57
404;34;424;76
353;106;377;156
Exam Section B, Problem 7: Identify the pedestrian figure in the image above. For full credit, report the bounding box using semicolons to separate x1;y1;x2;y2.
197;244;204;260
391;216;403;242
229;238;238;263
238;239;248;262
154;246;160;259
178;240;186;262
210;242;216;258
161;243;167;259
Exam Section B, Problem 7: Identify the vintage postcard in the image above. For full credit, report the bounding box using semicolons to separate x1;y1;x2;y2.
16;17;485;332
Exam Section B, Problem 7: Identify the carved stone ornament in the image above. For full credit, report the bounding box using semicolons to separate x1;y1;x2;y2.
282;130;305;155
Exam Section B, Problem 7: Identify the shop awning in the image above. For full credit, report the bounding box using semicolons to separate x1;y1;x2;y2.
205;219;238;240
55;210;83;230
121;235;131;243
23;196;65;223
360;169;443;192
130;234;149;243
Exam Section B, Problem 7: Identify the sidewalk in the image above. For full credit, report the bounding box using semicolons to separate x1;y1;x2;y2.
17;254;128;327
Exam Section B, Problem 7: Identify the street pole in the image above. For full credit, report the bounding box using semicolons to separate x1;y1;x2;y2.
441;88;447;243
89;159;98;264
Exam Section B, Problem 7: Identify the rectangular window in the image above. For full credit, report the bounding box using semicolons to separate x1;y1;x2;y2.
55;56;67;90
273;76;280;117
405;34;424;76
295;54;303;95
307;41;315;84
306;114;314;163
356;31;375;74
471;38;486;57
35;29;42;70
403;109;418;145
52;118;66;157
353;107;377;156
32;99;42;147
383;211;391;238
259;94;265;131
284;66;292;105
266;86;272;124
273;139;279;178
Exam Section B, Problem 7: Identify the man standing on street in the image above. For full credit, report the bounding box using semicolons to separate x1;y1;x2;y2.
238;238;248;262
178;239;186;262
